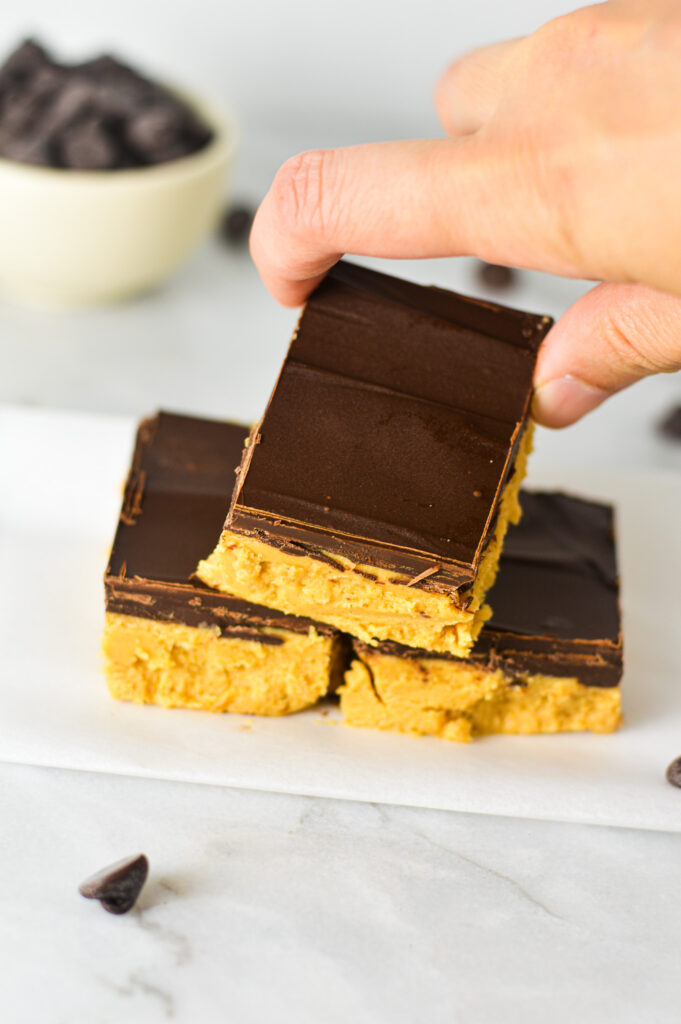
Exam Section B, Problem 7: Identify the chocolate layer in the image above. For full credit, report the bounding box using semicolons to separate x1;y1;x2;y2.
228;261;552;594
105;412;337;642
354;491;623;687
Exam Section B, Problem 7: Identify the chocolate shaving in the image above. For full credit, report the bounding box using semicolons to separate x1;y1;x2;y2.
405;565;441;587
120;469;146;525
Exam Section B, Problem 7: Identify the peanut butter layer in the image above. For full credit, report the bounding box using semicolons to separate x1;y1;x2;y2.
338;490;623;741
339;655;621;742
197;424;533;656
103;613;342;715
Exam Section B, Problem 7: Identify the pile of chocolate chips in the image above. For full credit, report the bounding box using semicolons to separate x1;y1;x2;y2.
0;39;213;170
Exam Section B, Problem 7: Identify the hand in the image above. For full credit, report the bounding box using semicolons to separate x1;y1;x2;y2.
250;0;681;427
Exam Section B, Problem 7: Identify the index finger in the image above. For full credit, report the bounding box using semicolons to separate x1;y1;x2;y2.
249;137;586;307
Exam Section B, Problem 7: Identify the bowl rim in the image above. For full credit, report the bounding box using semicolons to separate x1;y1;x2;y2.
0;91;237;187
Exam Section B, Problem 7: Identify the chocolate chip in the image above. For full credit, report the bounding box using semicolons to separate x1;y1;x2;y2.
79;853;149;914
0;66;65;137
0;134;51;166
40;80;93;137
657;405;681;442
475;261;516;290
666;757;681;788
0;39;212;170
0;40;51;90
75;54;151;87
124;103;187;162
59;116;119;170
220;204;255;246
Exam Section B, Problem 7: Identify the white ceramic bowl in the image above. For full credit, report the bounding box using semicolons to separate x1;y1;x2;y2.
0;97;235;306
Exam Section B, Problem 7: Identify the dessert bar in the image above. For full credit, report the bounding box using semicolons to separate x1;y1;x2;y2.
103;413;345;716
339;491;623;740
198;262;552;656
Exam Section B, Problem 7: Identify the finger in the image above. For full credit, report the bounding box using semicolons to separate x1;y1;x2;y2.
250;139;584;307
434;39;522;136
532;282;681;428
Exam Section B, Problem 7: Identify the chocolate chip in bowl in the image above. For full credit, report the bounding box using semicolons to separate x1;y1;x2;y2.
0;39;235;305
0;38;213;170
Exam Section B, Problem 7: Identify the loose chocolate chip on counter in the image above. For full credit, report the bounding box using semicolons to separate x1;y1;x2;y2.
79;853;149;914
475;261;516;290
666;757;681;788
220;203;255;246
657;404;681;442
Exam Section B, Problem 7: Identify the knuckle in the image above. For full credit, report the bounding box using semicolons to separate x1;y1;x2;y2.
524;7;610;75
601;308;671;376
506;129;584;272
433;48;491;115
541;156;583;269
651;10;681;61
270;149;333;239
433;62;456;115
532;7;599;49
436;51;474;93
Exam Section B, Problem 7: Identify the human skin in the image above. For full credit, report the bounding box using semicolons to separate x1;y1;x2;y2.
249;0;681;428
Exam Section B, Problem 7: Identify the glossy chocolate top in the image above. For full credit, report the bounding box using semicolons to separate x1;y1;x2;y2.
229;261;552;591
357;491;623;686
105;412;337;641
487;490;620;642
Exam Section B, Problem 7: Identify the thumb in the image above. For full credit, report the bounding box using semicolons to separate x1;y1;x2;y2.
532;282;681;428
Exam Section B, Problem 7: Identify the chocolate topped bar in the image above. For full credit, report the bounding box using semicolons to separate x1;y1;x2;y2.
105;412;336;643
356;491;623;687
229;261;552;591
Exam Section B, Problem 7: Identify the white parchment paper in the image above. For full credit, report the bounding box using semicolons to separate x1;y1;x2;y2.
2;404;680;832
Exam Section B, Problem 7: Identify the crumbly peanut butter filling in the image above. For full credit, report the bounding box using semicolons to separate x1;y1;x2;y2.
196;426;533;657
102;612;339;716
339;652;621;742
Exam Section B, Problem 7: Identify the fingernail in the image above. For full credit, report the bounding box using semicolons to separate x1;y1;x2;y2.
532;375;611;429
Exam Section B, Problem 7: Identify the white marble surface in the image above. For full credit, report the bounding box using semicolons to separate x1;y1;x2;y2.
2;257;680;1021
2;762;681;1024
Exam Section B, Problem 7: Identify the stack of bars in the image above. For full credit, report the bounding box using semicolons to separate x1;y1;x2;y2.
103;262;623;741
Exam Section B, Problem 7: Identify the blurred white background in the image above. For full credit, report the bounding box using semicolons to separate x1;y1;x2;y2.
1;0;679;470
